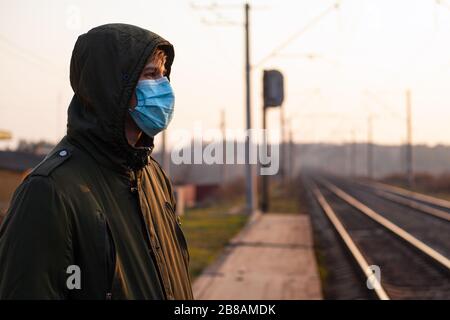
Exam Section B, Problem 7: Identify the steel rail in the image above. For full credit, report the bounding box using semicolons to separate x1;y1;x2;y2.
318;178;450;271
364;180;450;210
371;188;450;222
310;181;390;300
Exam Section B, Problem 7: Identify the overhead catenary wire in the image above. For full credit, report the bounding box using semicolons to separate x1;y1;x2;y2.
0;34;65;78
363;90;405;120
253;1;341;69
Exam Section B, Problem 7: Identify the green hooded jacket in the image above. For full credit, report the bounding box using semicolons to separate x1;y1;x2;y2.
0;24;193;300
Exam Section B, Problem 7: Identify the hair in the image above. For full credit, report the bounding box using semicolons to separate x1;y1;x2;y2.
150;48;167;76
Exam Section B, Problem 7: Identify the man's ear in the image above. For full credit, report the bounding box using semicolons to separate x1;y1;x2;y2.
128;90;137;108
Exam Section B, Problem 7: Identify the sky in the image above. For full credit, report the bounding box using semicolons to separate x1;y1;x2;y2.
1;0;450;150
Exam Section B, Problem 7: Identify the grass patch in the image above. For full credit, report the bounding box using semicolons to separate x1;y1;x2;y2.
269;195;299;213
313;247;328;296
180;201;249;280
265;180;304;214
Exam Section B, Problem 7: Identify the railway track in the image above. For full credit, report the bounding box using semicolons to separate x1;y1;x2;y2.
354;180;450;222
307;175;450;300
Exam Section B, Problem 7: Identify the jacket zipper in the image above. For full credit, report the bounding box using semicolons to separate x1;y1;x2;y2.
130;168;172;299
101;211;116;301
130;174;138;193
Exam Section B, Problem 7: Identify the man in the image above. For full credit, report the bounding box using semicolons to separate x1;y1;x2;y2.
0;23;193;300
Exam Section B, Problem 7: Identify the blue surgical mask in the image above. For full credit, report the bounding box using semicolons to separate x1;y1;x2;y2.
129;76;175;137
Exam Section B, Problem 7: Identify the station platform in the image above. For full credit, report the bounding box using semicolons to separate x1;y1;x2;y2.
193;213;323;300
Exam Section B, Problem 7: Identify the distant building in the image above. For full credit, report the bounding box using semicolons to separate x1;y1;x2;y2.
17;140;55;155
0;151;45;217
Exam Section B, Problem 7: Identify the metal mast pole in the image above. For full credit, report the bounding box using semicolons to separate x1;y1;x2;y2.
367;114;373;179
406;89;414;187
244;3;255;214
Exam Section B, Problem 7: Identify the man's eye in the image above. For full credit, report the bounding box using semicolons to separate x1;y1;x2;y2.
145;72;161;78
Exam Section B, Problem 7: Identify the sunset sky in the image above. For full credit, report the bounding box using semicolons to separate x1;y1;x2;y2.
1;0;450;150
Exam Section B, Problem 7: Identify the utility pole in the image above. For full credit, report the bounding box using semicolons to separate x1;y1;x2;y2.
161;130;169;175
261;106;269;212
56;90;63;140
367;114;373;179
261;70;284;212
351;129;356;178
244;3;256;214
288;120;294;184
191;1;339;214
280;104;286;183
406;89;414;188
220;109;226;186
190;2;256;214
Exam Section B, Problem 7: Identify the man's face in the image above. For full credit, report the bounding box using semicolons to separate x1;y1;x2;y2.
128;53;166;108
125;50;167;146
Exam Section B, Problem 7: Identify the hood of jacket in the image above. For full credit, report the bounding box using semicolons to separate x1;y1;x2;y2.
67;23;174;172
